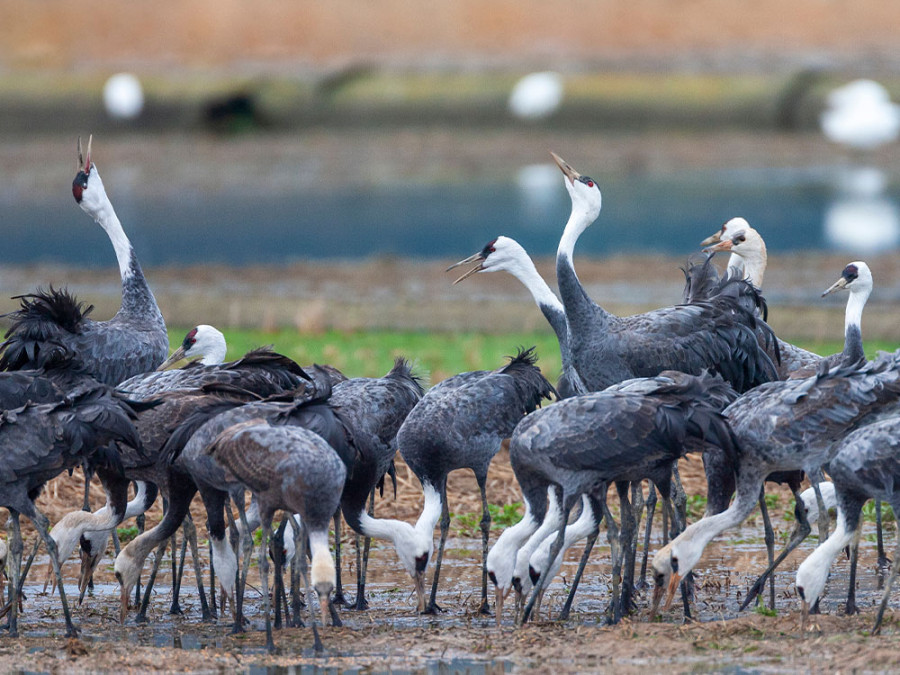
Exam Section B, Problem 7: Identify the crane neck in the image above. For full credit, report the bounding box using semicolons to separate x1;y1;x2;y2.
92;199;135;281
555;207;610;330
731;252;766;289
795;510;854;605
502;253;570;349
414;483;444;537
840;287;869;363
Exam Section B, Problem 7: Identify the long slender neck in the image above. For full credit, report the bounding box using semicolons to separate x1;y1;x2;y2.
556;208;609;331
797;510;855;603
93;200;163;323
841;286;870;362
733;252;766;288
414;483;444;537
503;255;570;360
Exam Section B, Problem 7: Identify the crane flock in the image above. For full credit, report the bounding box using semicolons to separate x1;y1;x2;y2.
1;138;900;652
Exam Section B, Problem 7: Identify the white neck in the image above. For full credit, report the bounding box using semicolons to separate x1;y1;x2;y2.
506;255;564;313
93;199;134;280
796;510;854;604
845;286;870;334
200;341;228;365
512;495;563;582
124;481;150;519
414;483;444;537
736;253;766;288
308;529;336;588
556;205;595;263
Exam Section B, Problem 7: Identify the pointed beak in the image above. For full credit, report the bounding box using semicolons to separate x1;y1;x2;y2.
414;570;427;613
550;152;581;185
319;595;331;627
800;598;810;632
119;582;129;624
157;346;188;371
663;571;681;611
446;252;486;284
77;549;99;604
700;230;723;247
649;580;665;618
822;276;849;297
703;238;733;255
77;135;93;174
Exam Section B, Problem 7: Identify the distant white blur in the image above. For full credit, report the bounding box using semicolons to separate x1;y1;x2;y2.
508;72;564;120
820;79;900;151
103;73;145;120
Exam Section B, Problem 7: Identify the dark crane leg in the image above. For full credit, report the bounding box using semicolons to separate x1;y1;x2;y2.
270;518;288;630
875;500;890;575
477;472;492;615
636;482;658;591
424;484;450;615
168;528;185;616
353;489;376;611
558;495;605;621
257;519;276;653
182;518;211;621
872;498;900;635
808;470;830;541
4;511;23;637
756;487;777;610
617;481;638;618
331;511;347;606
289;518;305;628
135;538;169;623
628;481;644;592
20;504;79;637
522;491;573;625
845;535;861;615
133;510;146;608
233;496;254;634
739;484;811;611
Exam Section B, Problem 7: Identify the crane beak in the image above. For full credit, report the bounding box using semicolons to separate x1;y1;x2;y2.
119;583;129;624
822;276;849;297
319;595;331;627
702;238;733;255
663;571;681;611
77;135;93;174
550;152;581;185
77;548;99;604
157;346;189;371
649;580;665;618
800;597;810;632
700;230;723;247
446;252;486;284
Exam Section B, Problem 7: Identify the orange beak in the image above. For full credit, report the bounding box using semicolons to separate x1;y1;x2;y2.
703;238;733;255
663;571;681;611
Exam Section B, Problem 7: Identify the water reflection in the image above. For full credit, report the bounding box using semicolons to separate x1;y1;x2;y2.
824;166;900;253
248;658;513;675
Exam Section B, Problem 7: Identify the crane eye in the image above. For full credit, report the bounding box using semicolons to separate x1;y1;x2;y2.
586;180;594;187
735;235;746;243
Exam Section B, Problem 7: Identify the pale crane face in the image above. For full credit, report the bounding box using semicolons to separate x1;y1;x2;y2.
72;135;108;215
551;152;602;222
822;261;873;296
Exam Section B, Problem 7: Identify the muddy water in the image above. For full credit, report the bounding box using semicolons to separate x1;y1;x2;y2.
3;511;898;672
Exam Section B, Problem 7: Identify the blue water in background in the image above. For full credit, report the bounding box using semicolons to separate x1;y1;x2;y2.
3;166;896;267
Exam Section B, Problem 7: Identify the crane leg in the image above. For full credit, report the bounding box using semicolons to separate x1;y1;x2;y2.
4;511;23;637
136;538;168;623
636;484;657;591
353;490;376;611
134;511;146;608
27;506;78;637
628;481;644;592
233;498;254;634
297;523;324;652
875;499;890;576
757;488;777;610
617;482;637;617
271;518;288;630
522;493;572;625
845;533;861;615
168;529;185;616
477;473;492;615
601;493;623;625
258;521;276;653
739;484;811;611
558;520;601;621
331;511;347;606
872;508;900;635
183;518;211;622
424;485;450;615
289;519;305;628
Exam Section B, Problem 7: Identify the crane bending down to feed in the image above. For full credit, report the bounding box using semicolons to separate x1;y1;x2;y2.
796;417;900;633
487;370;737;625
206;420;345;653
0;384;146;638
396;347;555;615
651;350;900;616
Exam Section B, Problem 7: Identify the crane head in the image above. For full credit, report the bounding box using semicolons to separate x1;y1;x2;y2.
822;261;872;297
446;236;529;283
72;135;93;203
550;152;602;223
700;216;752;247
157;325;227;370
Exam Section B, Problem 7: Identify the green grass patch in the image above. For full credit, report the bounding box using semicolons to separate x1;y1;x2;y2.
116;526;139;544
863;500;896;524
452;503;524;537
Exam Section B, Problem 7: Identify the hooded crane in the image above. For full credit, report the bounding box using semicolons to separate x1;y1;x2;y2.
651;350;900;616
550;153;777;394
487;370;737;625
0;384;145;638
205;419;345;653
447;237;585;398
732;261;876;609
395;347;555;615
0;138;168;383
795;417;900;634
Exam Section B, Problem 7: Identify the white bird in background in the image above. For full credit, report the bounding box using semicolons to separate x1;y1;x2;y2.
820;79;900;151
508;72;564;120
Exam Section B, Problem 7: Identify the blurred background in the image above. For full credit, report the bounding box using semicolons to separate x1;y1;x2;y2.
3;0;900;343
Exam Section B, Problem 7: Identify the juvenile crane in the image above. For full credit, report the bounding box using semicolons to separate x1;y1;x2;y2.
396;347;555;614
